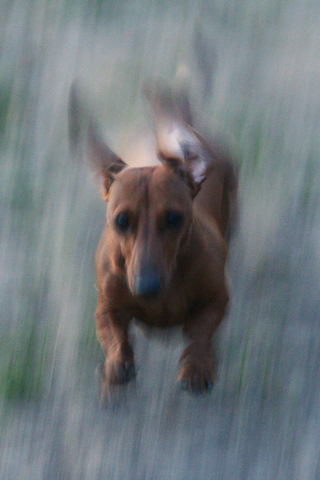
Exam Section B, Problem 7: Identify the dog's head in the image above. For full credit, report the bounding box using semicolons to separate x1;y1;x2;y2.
69;82;215;301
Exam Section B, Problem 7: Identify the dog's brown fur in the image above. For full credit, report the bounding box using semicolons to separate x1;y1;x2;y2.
69;78;237;397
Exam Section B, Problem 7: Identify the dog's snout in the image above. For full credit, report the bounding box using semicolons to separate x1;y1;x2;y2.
133;271;161;298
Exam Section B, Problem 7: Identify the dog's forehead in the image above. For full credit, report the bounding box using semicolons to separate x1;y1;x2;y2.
110;165;190;205
116;166;156;189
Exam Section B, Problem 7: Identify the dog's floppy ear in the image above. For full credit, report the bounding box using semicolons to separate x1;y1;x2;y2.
68;82;127;198
144;80;214;198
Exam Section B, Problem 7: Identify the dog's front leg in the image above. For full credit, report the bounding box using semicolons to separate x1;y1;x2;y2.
96;302;135;389
179;296;228;394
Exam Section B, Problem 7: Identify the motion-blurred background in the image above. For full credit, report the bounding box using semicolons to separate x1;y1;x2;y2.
1;1;320;479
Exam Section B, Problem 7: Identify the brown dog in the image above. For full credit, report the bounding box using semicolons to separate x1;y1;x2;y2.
69;80;237;397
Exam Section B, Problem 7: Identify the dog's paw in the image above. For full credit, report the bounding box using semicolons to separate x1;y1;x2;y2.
95;359;136;407
178;363;214;395
107;360;136;385
100;343;136;386
104;357;136;385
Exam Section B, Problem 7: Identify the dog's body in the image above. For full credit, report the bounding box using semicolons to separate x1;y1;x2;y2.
96;167;228;324
69;76;237;397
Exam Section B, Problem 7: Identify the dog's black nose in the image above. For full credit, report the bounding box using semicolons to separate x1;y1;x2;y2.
133;272;161;298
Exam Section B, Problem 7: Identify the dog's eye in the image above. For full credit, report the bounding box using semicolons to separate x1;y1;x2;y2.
166;211;184;229
115;212;130;232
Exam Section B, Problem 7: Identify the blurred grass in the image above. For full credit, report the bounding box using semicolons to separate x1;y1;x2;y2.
0;321;48;402
0;82;12;138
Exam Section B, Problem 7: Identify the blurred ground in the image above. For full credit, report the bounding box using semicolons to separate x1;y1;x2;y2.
1;0;320;479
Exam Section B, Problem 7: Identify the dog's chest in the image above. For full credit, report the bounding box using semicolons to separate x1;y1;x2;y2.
133;293;188;328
